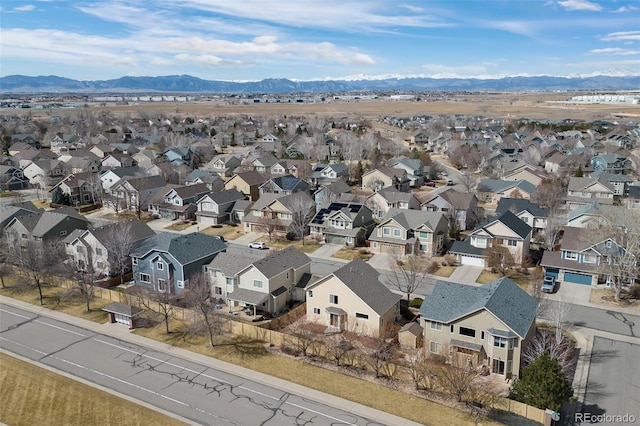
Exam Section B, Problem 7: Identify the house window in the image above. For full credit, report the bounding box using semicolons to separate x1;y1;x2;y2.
459;327;476;338
507;360;513;373
132;257;138;265
521;216;529;223
372;242;378;248
355;312;369;320
450;324;454;333
253;280;263;289
493;336;508;348
419;231;430;238
393;229;401;237
583;254;597;264
565;251;578;260
329;294;339;304
313;307;320;315
157;279;166;292
431;321;443;331
140;273;150;283
96;248;103;256
308;290;313;297
507;239;517;247
481;331;485;340
177;280;184;289
383;227;390;236
429;341;442;354
157;262;164;270
226;277;233;285
214;287;222;295
59;230;67;236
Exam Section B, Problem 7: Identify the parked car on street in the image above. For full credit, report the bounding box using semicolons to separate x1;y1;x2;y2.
248;242;268;249
424;181;436;187
541;275;557;293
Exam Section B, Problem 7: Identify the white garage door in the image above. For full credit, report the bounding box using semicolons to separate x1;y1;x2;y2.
460;255;485;267
114;313;130;325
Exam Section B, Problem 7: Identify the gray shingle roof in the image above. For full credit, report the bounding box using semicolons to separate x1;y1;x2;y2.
418;277;538;338
251;246;311;278
381;208;446;231
132;232;227;265
477;179;536;194
329;258;401;316
496;198;549;218
205;251;263;276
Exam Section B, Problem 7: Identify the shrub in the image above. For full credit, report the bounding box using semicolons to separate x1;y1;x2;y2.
400;305;414;320
286;231;298;241
427;261;439;274
211;224;222;228
228;222;238;227
409;298;424;308
444;254;457;266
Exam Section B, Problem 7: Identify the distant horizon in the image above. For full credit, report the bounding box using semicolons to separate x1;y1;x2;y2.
1;1;639;81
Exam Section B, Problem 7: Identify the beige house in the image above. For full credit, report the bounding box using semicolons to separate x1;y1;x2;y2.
224;170;266;201
566;177;615;209
361;167;411;192
305;259;401;337
502;165;546;186
419;277;538;380
242;192;315;235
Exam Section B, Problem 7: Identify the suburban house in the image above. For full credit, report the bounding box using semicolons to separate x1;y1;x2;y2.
101;153;137;169
0;165;30;191
566;203;609;228
476;179;536;205
362;167;411;192
131;232;227;295
590;153;633;175
148;183;210;221
242;192;315;235
132;150;158;170
163;147;192;165
309;163;349;186
99;166;146;192
184;169;225;192
565;176;615;209
495;198;549;235
22;159;67;188
309;202;375;247
204;252;263;301
228;247;312;315
252;155;278;173
368;208;448;256
195;189;246;226
589;170;632;197
502;165;546;186
305;258;401;338
449;210;532;267
110;175;168;212
420;188;479;231
50;172;102;206
624;186;640;210
224;171;267;201
4;209;90;253
0;202;43;229
313;181;353;208
64;219;155;276
540;226;628;286
270;159;308;178
389;156;425;187
365;187;421;219
258;174;311;195
205;154;241;177
419;277;538;380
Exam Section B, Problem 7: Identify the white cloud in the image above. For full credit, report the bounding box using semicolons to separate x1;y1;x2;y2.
14;5;35;11
589;47;639;55
599;31;640;42
557;0;602;11
403;4;424;13
484;20;536;37
420;62;499;78
612;6;639;13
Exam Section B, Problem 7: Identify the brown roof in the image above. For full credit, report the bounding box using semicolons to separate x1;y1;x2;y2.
232;170;267;186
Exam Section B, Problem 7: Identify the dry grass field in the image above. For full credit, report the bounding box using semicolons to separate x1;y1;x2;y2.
0;353;185;426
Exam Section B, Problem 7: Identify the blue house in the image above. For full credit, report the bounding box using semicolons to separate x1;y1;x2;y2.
131;232;227;294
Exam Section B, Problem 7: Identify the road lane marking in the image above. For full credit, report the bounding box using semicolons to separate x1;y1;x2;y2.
0;307;86;337
0;307;33;320
94;338;359;425
0;336;48;356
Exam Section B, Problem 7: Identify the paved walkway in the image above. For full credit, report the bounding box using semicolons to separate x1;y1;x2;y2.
0;296;421;426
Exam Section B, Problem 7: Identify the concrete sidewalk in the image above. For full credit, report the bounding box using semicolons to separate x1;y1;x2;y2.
0;295;421;426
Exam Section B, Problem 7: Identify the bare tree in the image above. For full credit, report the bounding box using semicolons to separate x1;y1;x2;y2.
436;355;480;403
388;255;430;301
459;173;478;193
544;209;565;250
257;208;282;242
288;194;315;245
103;221;135;285
362;326;397;378
486;245;517;276
16;239;63;305
136;284;177;335
104;193;123;215
0;230;14;288
522;329;576;379
184;273;224;347
68;261;98;312
325;334;354;366
531;178;566;211
547;296;572;344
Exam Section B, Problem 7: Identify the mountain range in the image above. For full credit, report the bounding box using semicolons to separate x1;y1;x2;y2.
1;74;639;94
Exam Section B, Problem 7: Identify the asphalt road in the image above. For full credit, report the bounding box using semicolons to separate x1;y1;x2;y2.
540;301;639;338
581;338;640;425
0;302;386;426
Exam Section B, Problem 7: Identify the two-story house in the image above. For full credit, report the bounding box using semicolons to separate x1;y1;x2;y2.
50;172;102;206
224;171;267;202
540;226;627;286
476;179;536;205
589;170;633;197
242;192;315;236
624;186;640;210
99;166;147;192
131;232;227;295
204;252;263;301
368;208;448;256
309;163;349;186
110;175;168;212
590;153;633;175
258;175;311;196
101;153;137;169
362;167;411;192
270;160;308;178
195;189;246;226
419;277;538;380
184;169;224;192
365;187;421;219
566;203;609;228
148;183;209;221
0;165;30;191
64;219;155;276
389;156;425;187
495;198;549;235
305;258;401;337
313;181;353;208
309;202;375;247
228;247;312;315
449;210;532;267
163;147;192;165
22;159;67;188
420;188;479;231
502;164;546;187
566;176;615;209
205;154;241;177
252;155;278;174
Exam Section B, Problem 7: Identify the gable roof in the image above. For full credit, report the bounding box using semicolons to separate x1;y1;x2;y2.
249;246;311;278
206;252;263;276
380;208;446;231
264;175;308;191
495;198;549;218
477;179;536;195
481;210;532;239
374;187;416;203
198;189;245;205
231;170;266;186
132;232;226;265
435;188;477;210
419;277;538;338
10;210;88;237
324;258;401;316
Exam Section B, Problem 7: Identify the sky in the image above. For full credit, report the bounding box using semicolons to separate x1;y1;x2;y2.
1;0;639;81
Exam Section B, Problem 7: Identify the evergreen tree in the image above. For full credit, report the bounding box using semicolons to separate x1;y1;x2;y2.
51;187;70;205
353;161;364;185
509;353;573;411
574;165;584;177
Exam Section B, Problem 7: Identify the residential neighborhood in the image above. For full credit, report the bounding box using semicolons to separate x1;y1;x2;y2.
1;104;639;426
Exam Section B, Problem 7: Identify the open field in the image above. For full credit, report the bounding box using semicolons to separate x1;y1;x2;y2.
0;352;185;426
12;92;640;123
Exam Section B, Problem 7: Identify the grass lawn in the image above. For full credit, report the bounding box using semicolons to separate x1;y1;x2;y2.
32;199;50;209
331;247;370;260
475;270;532;290
200;224;244;240
165;221;194;231
264;238;321;253
433;266;455;278
476;270;501;284
0;353;185;426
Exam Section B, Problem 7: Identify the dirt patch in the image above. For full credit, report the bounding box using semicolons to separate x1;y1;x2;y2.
589;288;640;312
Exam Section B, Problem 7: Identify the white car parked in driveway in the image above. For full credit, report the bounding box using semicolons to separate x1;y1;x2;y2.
248;242;268;249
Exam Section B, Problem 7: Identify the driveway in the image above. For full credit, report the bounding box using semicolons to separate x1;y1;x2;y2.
310;243;344;260
367;253;394;271
448;265;483;285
